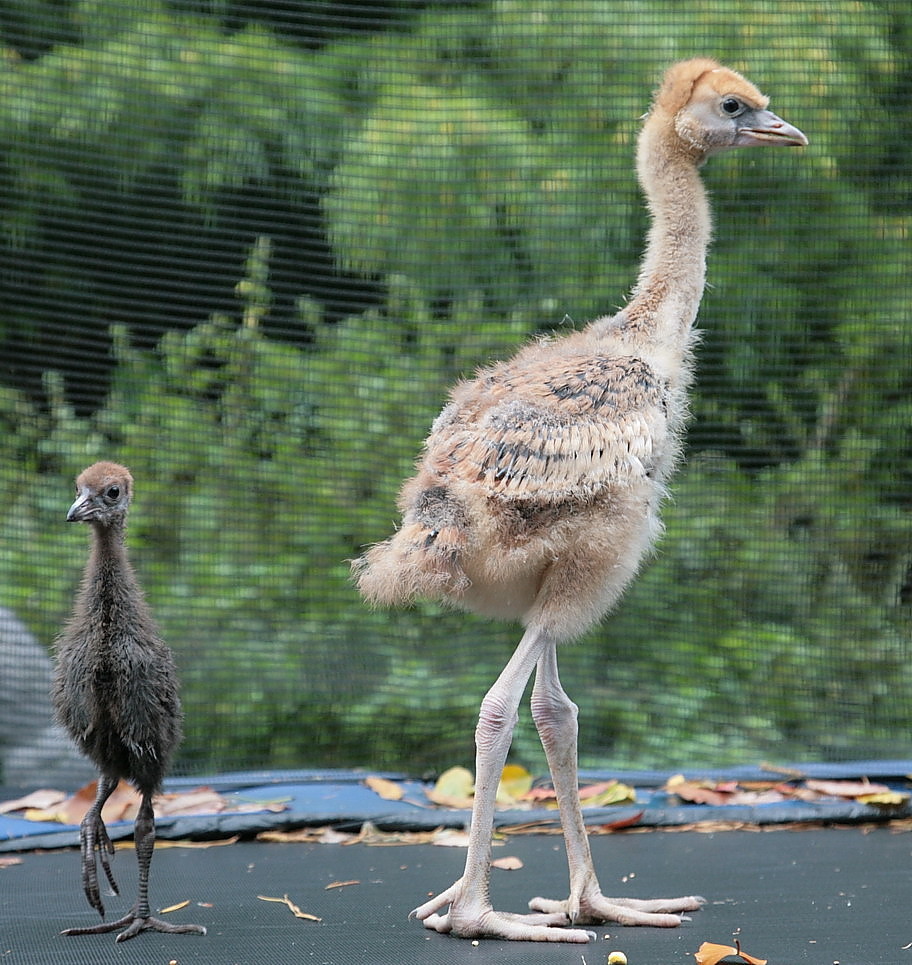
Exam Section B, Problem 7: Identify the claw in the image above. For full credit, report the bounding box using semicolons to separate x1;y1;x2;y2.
79;810;119;918
412;878;593;942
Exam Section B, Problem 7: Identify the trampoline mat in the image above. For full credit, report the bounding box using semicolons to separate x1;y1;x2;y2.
3;822;910;964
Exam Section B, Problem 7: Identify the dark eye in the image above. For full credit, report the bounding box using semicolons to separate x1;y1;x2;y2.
105;485;120;501
722;97;743;116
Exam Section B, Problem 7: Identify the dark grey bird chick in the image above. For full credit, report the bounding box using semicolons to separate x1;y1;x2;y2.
53;461;205;942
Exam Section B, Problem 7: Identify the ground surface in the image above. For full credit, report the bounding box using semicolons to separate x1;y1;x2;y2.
2;824;909;964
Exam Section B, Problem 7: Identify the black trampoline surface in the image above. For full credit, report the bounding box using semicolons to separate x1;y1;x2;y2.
3;822;911;964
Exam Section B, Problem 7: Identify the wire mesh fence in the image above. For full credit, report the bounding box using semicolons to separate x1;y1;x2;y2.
0;1;910;784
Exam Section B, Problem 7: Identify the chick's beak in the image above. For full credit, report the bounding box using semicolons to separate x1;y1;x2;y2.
737;109;808;148
67;493;94;522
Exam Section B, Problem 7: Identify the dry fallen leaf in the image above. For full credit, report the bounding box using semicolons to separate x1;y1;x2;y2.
694;939;767;965
666;776;735;807
364;776;405;801
257;894;321;921
425;766;475;808
521;785;559;803
17;780;285;826
857;791;908;806
592;810;646;832
491;855;523;871
24;779;142;825
154;788;225;815
496;765;533;805
325;879;360;890
160;900;190;914
580;780;636;807
431;828;471;847
259;827;354;844
804;779;891;799
154;836;239;849
0;856;23;868
0;789;67;815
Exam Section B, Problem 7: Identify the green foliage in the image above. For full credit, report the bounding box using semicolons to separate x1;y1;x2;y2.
0;2;909;773
0;1;342;239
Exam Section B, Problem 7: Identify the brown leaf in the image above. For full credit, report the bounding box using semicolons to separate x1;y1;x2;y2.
491;855;523;871
804;779;892;800
0;789;67;814
20;780;282;826
695;941;739;964
665;776;732;807
581;780;637;807
594;810;645;832
259;828;350;844
0;857;23;868
154;788;226;816
694;940;767;965
520;786;559;803
155;836;239;849
26;780;141;825
738;950;769;965
324;879;360;890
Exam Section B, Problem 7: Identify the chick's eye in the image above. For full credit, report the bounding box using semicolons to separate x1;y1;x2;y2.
722;97;743;116
105;485;120;501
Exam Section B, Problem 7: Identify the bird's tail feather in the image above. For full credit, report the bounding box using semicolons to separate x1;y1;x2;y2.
352;521;469;607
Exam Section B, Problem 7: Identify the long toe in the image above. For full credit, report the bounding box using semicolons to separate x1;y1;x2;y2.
115;916;207;943
425;906;593;943
62;911;206;942
79;816;118;916
413;883;591;943
61;912;134;938
529;892;704;928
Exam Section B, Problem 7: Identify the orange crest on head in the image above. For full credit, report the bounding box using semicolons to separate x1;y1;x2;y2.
651;58;768;116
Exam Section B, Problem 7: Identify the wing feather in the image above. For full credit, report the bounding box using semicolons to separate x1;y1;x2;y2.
425;353;671;501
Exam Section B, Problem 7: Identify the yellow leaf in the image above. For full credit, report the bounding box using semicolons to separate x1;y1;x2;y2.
497;765;533;804
425;766;475;808
580;780;637;807
857;791;908;806
160;900;190;914
364;776;404;801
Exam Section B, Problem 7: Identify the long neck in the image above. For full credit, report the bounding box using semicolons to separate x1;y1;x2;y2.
77;523;142;628
603;119;712;349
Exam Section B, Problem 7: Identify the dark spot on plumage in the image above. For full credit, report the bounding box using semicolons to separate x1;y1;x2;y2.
544;356;664;414
413;486;467;531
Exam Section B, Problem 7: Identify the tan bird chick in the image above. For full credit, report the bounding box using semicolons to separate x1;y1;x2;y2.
354;59;806;942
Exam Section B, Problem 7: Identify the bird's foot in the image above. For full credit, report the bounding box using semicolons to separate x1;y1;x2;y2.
61;910;206;943
411;881;595;943
79;812;118;916
529;890;705;928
